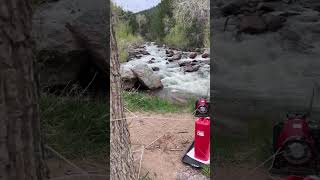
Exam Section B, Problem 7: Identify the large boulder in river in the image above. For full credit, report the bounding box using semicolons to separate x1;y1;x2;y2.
120;66;138;90
132;64;163;90
32;0;108;95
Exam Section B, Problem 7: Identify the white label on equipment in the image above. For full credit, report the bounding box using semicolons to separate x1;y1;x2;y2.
293;124;302;128
197;131;204;136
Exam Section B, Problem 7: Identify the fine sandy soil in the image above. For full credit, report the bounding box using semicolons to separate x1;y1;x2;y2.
128;112;201;180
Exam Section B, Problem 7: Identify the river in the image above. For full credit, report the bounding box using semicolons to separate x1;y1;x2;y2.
122;42;210;101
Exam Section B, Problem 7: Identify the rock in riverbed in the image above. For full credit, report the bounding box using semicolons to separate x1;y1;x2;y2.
120;66;137;90
132;64;163;90
189;52;197;59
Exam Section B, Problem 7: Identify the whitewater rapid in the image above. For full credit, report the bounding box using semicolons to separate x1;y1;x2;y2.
122;42;210;98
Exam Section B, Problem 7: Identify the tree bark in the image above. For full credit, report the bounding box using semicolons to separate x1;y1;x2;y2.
110;17;137;180
0;1;47;180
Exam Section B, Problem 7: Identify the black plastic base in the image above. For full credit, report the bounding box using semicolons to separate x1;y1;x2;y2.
182;142;208;168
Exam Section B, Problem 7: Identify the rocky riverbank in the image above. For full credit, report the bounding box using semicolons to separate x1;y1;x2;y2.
120;42;210;99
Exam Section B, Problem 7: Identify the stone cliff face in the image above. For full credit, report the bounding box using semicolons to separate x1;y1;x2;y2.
211;0;320;118
33;0;109;98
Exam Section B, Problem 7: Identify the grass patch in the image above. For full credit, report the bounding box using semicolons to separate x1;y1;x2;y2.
123;91;194;113
201;165;210;177
139;172;152;180
247;119;274;163
213;133;244;161
213;118;274;164
40;94;108;160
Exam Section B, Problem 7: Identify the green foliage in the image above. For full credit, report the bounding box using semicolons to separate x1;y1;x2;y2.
203;25;210;48
115;21;143;63
40;95;108;159
137;0;209;49
139;172;152;180
213;118;274;165
247;119;274;163
201;165;211;177
123;91;193;113
213;133;244;161
113;3;143;63
164;23;190;49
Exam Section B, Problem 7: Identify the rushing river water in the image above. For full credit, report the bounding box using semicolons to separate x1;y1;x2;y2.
122;42;210;100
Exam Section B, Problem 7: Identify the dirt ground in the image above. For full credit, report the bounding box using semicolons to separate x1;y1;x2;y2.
128;111;285;180
128;112;203;180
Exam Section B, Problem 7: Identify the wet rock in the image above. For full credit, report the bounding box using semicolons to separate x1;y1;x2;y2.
168;58;174;62
202;53;210;58
147;60;155;64
184;65;200;72
167;52;174;57
132;64;163;90
152;67;160;71
141;50;150;55
135;54;143;59
189;52;197;59
178;61;191;67
172;53;182;60
191;62;198;66
239;15;267;34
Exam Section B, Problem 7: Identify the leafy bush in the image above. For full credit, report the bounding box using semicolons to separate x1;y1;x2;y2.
164;23;190;49
115;21;143;63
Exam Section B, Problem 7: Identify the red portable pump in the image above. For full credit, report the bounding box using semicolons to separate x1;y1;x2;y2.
271;85;320;175
195;98;210;117
273;113;316;168
182;97;211;168
194;117;210;161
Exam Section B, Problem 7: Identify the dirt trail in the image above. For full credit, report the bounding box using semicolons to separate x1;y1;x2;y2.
128;112;202;180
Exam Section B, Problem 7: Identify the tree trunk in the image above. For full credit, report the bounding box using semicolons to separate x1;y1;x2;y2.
110;17;137;180
0;1;47;180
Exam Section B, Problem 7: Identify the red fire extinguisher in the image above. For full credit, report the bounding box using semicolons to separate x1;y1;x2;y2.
194;117;210;161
